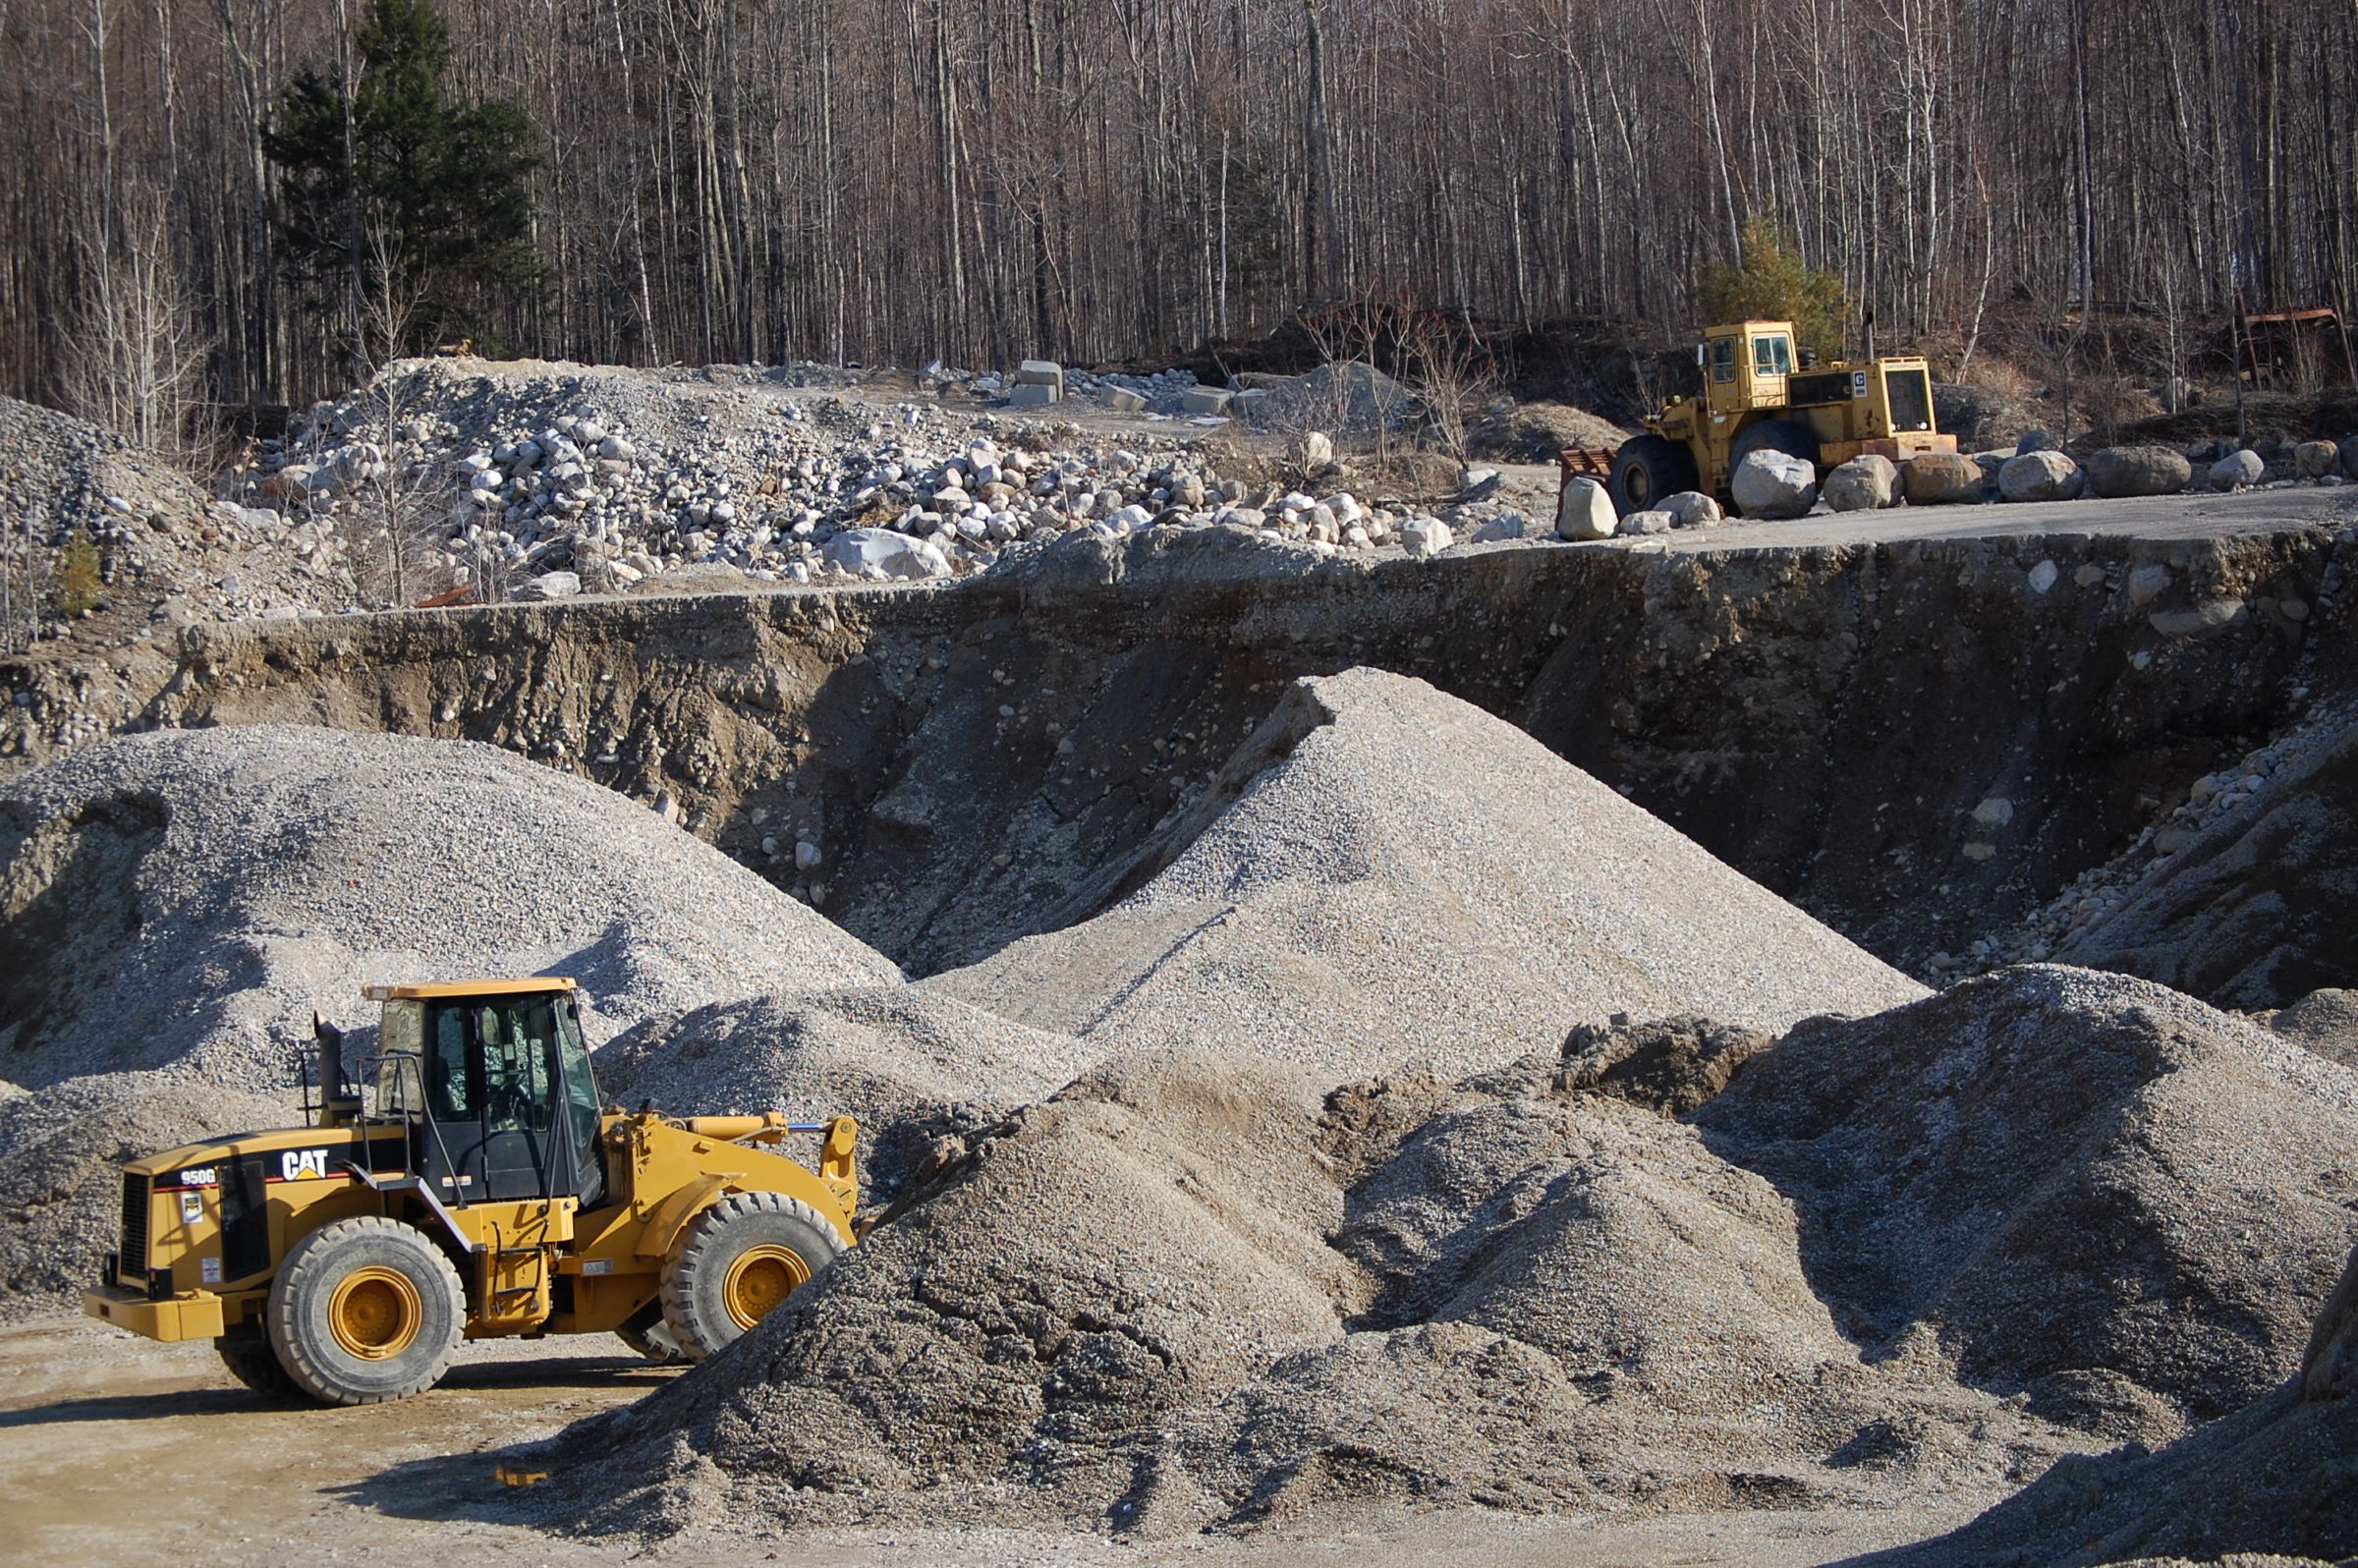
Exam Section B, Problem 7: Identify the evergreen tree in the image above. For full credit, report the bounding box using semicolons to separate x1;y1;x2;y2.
1702;217;1849;359
264;0;535;356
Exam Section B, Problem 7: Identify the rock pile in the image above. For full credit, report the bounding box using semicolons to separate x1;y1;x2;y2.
246;360;1490;599
926;668;1927;1080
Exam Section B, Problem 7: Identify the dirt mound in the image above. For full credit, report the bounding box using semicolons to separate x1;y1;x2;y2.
590;986;1099;1202
2056;716;2358;1009
1468;399;1632;462
1692;965;2358;1434
548;1050;1359;1534
0;1069;288;1316
927;668;1926;1081
1555;1013;1775;1115
0;724;900;1092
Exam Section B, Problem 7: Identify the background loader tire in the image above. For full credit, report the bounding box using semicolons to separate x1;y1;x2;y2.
1609;433;1700;516
660;1191;844;1362
265;1216;466;1405
214;1322;297;1397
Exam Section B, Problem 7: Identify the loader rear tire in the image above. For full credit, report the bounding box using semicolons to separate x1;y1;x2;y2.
215;1322;297;1398
660;1191;844;1362
1609;434;1700;517
266;1216;466;1406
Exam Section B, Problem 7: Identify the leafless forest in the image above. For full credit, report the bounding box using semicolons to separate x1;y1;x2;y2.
2;0;2354;415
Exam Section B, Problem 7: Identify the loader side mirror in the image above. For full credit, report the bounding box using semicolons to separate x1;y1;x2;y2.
1695;344;1707;366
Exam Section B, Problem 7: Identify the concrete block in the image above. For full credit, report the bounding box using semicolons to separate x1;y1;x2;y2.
1181;386;1234;415
1007;383;1059;409
1106;388;1147;414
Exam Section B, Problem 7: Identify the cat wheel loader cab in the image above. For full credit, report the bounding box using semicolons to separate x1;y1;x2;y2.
83;977;860;1405
1609;319;1957;517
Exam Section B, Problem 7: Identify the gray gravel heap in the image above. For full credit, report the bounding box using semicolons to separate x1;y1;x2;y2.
531;962;2358;1540
926;667;1927;1081
0;723;901;1091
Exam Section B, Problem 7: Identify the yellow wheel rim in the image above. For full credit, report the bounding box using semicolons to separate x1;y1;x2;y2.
722;1245;810;1331
328;1265;422;1361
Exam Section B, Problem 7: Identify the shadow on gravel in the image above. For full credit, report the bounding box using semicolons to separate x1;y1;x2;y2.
329;1443;568;1526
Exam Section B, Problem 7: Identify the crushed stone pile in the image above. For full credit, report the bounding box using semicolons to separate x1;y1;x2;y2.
0;723;899;1090
1863;1246;2358;1567
1693;966;2358;1437
2264;988;2358;1068
250;360;1482;603
926;667;1927;1082
527;964;2358;1541
590;986;1097;1203
0;1069;288;1321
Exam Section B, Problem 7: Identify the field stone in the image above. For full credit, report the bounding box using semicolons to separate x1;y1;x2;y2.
1659;490;1721;528
1902;452;1985;506
2293;440;2340;478
2341;435;2358;478
2089;446;2195;499
1615;509;1672;536
1998;450;2082;502
2212;449;2267;490
1730;449;1818;519
1555;476;1616;540
1400;517;1452;557
1822;454;1898;512
925;668;1925;1082
821;527;949;580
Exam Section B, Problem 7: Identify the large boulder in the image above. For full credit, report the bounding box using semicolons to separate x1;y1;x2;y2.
1998;449;2082;502
1554;476;1615;540
822;527;950;580
1821;454;1897;512
2088;445;2194;499
2294;439;2341;478
1901;451;1984;505
2341;434;2358;478
1658;490;1721;528
2210;448;2266;490
1400;517;1453;557
1729;449;1817;519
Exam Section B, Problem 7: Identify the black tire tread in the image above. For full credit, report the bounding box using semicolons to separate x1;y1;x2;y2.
659;1191;843;1362
214;1324;298;1397
266;1215;466;1406
1609;433;1701;516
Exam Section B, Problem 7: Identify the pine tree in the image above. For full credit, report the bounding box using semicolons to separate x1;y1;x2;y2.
264;0;536;356
50;531;101;619
1702;218;1850;359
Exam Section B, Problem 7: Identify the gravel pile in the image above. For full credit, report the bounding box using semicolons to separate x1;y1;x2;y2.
249;360;1481;603
533;963;2358;1540
2263;988;2358;1067
926;667;1927;1081
590;985;1098;1203
0;723;900;1091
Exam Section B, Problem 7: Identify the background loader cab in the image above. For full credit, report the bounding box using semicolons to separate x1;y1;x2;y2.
85;977;860;1405
1610;319;1955;516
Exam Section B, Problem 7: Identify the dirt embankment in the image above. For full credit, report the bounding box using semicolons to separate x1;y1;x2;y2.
10;520;2344;990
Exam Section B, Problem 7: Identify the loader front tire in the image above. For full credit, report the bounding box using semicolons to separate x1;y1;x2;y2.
214;1322;297;1397
266;1216;466;1405
660;1191;844;1362
1609;433;1700;516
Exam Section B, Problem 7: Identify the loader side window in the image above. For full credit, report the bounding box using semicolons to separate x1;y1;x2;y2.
1710;337;1736;383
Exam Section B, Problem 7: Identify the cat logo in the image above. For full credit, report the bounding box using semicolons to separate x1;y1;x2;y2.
280;1148;333;1182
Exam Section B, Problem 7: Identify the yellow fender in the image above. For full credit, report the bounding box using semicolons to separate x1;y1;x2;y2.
633;1171;739;1260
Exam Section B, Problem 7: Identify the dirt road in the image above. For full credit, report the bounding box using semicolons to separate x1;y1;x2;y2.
0;1315;1997;1568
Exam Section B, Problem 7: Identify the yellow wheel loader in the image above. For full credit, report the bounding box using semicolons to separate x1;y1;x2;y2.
83;977;857;1405
1606;318;1958;516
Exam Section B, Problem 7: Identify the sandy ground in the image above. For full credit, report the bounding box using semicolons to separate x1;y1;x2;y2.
0;1315;1995;1568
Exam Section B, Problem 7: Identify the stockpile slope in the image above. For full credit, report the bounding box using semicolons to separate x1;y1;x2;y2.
0;723;900;1091
2057;713;2358;1009
1691;965;2358;1434
926;667;1927;1081
593;986;1098;1202
533;966;2358;1540
1856;1250;2358;1566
